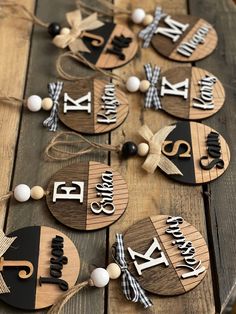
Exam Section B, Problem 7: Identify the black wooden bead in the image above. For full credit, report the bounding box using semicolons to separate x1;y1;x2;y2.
48;23;61;37
121;142;138;158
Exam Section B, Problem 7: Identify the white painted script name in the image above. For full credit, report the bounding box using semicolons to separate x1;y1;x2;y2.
193;75;216;110
166;216;206;279
177;24;211;57
97;84;120;124
90;170;115;215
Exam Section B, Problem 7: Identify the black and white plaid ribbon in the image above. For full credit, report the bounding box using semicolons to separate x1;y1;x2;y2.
139;6;166;48
144;64;161;110
113;234;152;309
43;81;64;132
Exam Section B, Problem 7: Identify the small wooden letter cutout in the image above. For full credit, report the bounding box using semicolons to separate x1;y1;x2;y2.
46;161;128;230
159;66;225;120
160;121;230;184
0;226;80;310
152;15;218;62
59;79;129;134
124;215;209;295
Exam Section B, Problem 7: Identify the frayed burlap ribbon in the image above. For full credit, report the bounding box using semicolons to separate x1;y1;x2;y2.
0;230;17;294
139;124;183;175
53;10;104;53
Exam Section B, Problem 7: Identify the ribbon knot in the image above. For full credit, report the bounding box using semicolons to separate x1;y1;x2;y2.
43;81;64;132
52;10;104;53
138;124;183;175
139;6;166;48
144;64;161;110
113;234;152;308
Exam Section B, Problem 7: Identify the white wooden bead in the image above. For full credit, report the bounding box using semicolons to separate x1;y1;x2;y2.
138;143;149;157
42;97;53;111
60;27;70;35
126;76;140;93
30;186;45;200
143;14;154;26
139;80;150;93
27;95;42;112
106;263;121;279
14;184;31;202
90;268;110;288
131;8;146;24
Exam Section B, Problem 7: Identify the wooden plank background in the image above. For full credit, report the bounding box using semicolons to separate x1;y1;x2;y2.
0;0;235;313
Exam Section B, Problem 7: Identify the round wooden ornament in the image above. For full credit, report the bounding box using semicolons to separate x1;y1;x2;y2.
81;22;138;69
46;161;128;230
161;121;230;184
0;226;80;310
58;79;129;134
151;15;218;62
123;215;209;295
159;66;225;120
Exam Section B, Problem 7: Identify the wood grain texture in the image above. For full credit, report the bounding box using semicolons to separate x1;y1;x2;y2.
36;226;80;309
0;0;35;228
160;66;225;120
109;1;215;313
188;0;236;312
1;0;108;313
123;215;209;295
169;18;218;62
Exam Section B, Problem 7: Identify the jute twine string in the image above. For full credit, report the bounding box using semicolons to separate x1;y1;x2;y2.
48;279;94;314
0;191;13;202
0;2;49;28
45;131;121;161
56;51;124;83
0;95;26;106
76;0;132;17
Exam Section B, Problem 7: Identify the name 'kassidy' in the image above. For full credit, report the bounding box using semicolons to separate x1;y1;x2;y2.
166;216;206;279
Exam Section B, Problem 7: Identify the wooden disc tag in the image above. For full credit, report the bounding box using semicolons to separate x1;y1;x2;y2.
160;121;230;184
151;15;218;62
46;161;128;230
81;23;138;69
58;79;129;134
0;226;80;310
124;215;209;295
159;66;225;120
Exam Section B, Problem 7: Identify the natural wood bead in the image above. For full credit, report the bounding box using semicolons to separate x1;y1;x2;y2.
143;14;154;26
60;27;70;35
139;80;150;93
138;143;149;157
30;186;45;200
42;97;53;111
106;263;121;279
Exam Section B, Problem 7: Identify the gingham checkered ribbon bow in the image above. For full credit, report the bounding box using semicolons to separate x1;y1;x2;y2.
139;6;166;48
43;81;64;132
144;64;161;110
113;234;152;309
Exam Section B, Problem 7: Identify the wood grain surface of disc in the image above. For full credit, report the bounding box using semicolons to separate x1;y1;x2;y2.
81;23;138;69
123;215;209;295
159;66;225;120
46;161;128;230
59;79;129;134
152;15;217;62
0;226;80;310
161;121;230;184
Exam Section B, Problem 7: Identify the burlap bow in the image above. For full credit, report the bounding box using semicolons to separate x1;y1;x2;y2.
53;10;104;53
138;125;183;175
0;230;17;294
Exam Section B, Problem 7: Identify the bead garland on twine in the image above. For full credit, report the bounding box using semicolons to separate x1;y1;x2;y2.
1;184;47;203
